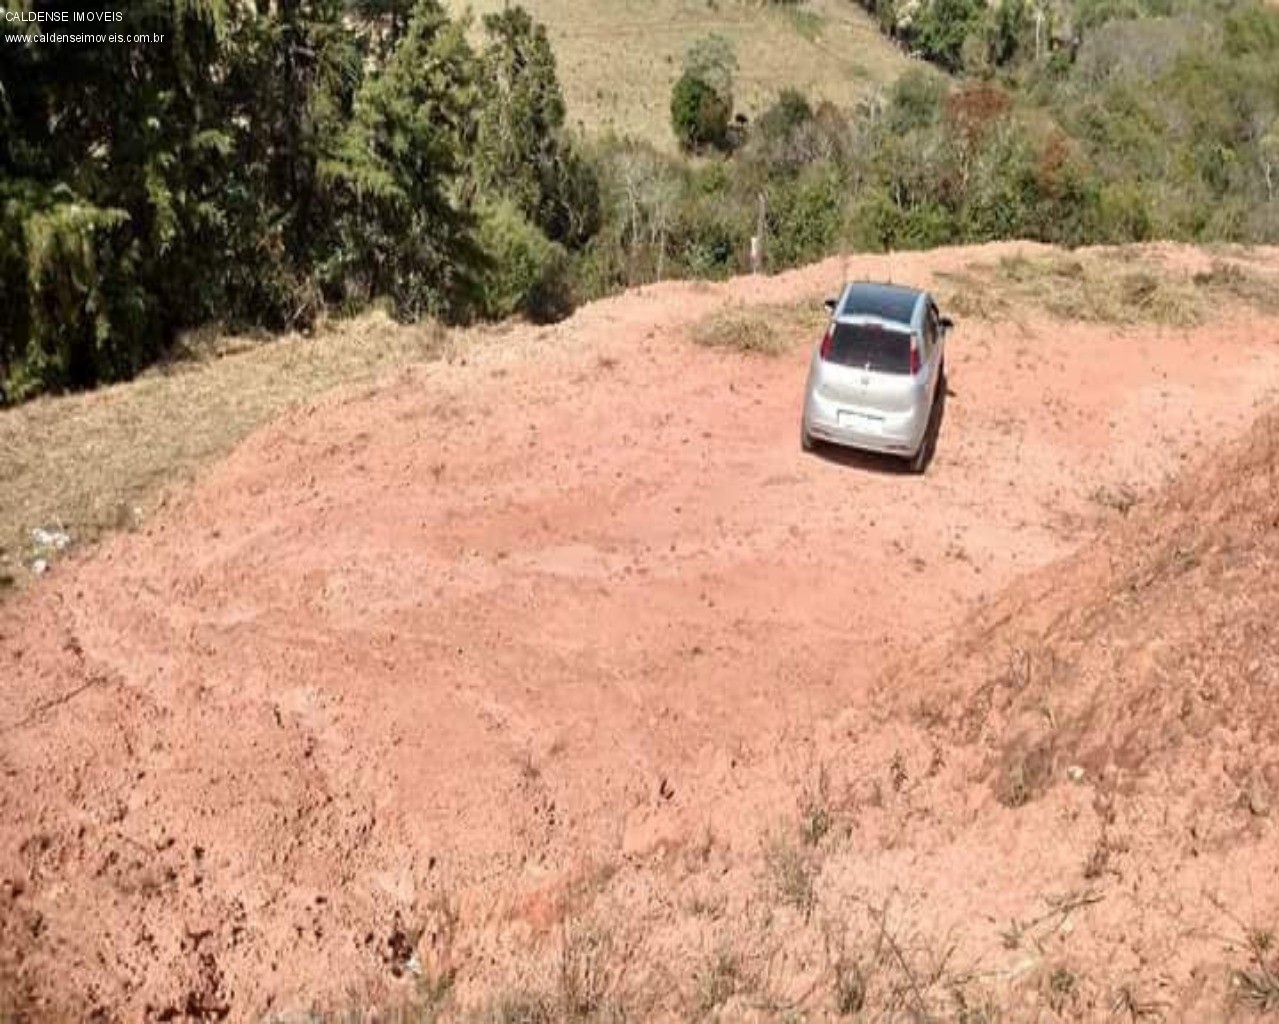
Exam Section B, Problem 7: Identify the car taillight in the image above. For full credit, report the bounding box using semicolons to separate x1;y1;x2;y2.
909;334;921;375
819;325;833;361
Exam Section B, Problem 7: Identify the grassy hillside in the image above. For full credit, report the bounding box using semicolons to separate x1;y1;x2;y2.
450;0;916;148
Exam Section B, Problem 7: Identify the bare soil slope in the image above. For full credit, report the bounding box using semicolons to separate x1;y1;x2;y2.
1;244;1278;1022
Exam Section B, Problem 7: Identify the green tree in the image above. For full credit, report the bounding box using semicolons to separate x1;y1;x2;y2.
475;200;574;322
348;0;417;56
321;0;481;319
912;0;986;71
221;0;362;323
671;74;732;152
473;6;601;247
0;0;230;397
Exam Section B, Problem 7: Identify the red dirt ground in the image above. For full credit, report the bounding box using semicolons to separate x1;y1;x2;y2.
2;243;1278;1023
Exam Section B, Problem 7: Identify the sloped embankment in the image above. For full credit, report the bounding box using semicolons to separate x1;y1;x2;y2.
437;411;1279;1024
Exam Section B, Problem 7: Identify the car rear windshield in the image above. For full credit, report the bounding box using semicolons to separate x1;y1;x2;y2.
827;322;912;374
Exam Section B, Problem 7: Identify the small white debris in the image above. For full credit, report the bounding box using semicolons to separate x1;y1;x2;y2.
404;952;422;977
31;527;71;552
31;559;49;576
1066;765;1085;783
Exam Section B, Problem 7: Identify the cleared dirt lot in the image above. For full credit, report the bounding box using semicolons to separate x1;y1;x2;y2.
2;244;1278;1021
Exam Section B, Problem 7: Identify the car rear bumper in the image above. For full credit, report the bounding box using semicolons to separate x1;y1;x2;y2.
803;390;927;457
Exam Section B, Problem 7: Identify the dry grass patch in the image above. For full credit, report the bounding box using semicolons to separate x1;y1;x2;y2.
0;312;445;592
1090;482;1139;516
691;310;788;355
763;831;819;919
995;254;1205;326
1192;260;1279;316
826;897;991;1024
1219;907;1279;1014
798;764;834;847
692;945;742;1018
936;250;1279;327
691;300;825;357
934;268;1017;322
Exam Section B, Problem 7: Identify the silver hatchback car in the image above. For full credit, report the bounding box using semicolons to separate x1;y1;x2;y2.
801;282;952;473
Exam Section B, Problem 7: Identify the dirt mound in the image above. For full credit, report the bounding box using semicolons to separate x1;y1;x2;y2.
879;408;1279;1019
2;244;1279;1023
935;409;1279;810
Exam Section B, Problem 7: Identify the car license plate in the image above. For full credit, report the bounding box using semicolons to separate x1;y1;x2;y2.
838;410;882;434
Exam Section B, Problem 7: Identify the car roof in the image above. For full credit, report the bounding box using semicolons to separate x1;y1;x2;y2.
839;282;924;326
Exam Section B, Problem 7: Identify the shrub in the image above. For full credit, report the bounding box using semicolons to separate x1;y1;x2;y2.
945;82;1013;151
570;239;629;303
1029;134;1102;245
756;88;815;142
539;145;604;250
3;198;140;400
671;73;732;153
673;194;749;278
476;201;574;323
741;90;854;182
986;0;1029;65
1223;4;1279;57
911;0;986;71
682;33;738;100
886;69;949;133
1096;181;1153;242
846;187;956;251
766;166;845;267
962;128;1038;239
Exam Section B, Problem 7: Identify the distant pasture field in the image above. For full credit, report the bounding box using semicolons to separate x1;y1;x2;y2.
449;0;915;149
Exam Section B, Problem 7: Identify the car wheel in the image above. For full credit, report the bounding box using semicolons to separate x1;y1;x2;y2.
801;423;815;452
907;438;929;475
907;408;933;474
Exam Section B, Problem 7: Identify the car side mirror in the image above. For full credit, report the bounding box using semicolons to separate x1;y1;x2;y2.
824;297;837;313
939;316;954;332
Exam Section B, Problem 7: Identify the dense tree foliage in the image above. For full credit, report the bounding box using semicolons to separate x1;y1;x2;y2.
0;0;598;401
474;7;600;248
1;0;230;398
320;1;479;319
